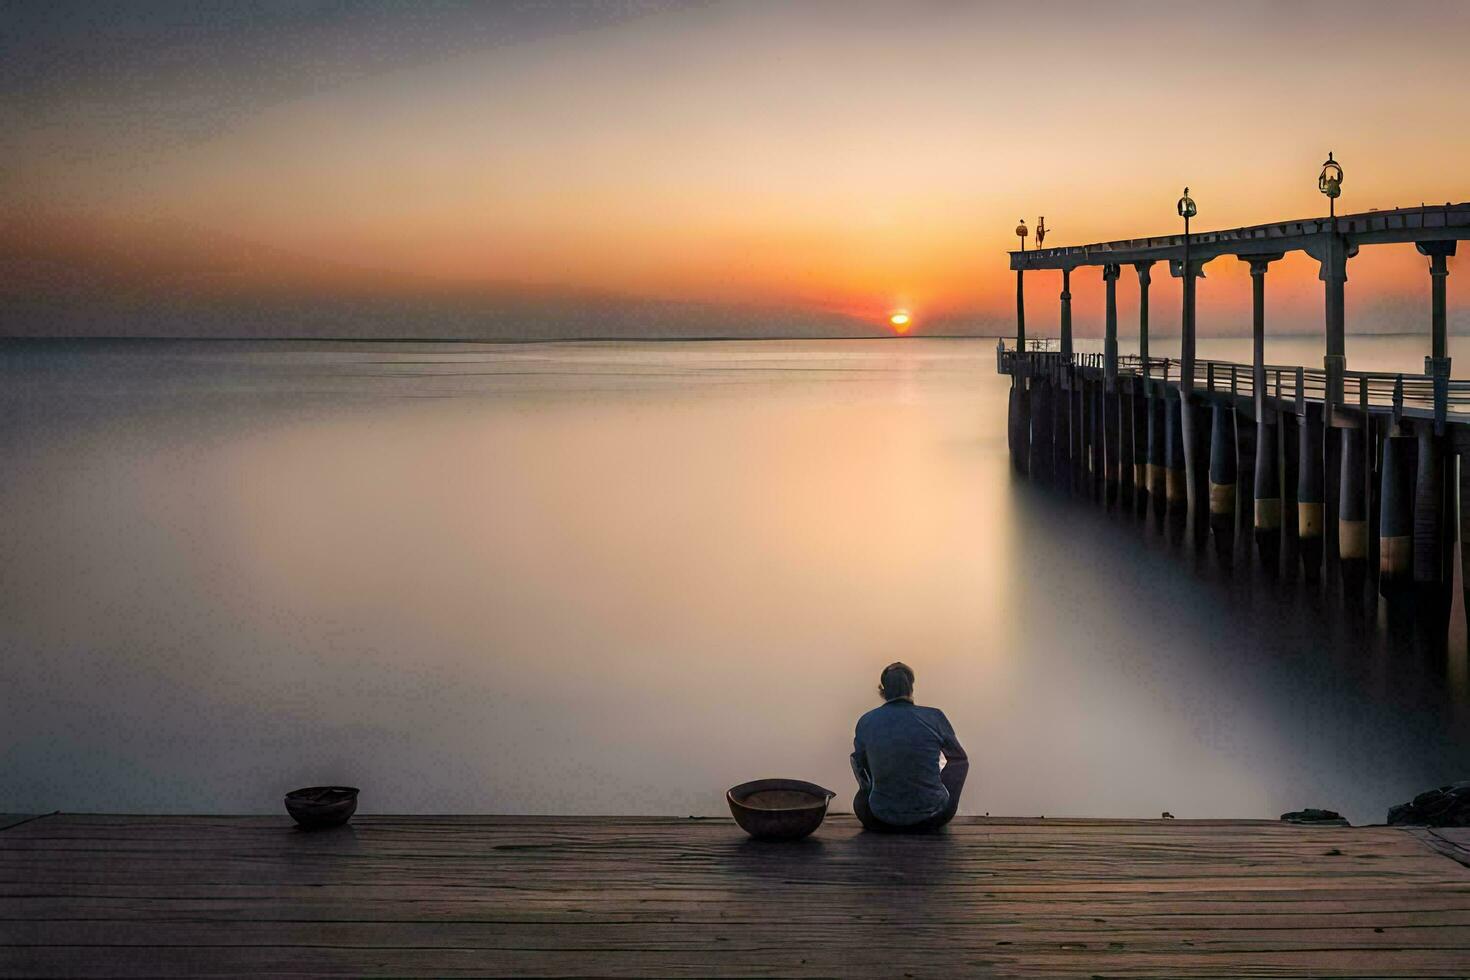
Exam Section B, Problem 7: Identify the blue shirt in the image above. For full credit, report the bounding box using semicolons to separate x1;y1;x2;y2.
851;700;964;826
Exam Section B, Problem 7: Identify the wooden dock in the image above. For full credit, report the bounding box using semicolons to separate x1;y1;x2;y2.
3;813;1469;977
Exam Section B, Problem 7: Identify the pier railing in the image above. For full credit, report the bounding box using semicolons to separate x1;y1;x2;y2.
997;345;1460;423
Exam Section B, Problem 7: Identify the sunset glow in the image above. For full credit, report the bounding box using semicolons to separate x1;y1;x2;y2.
890;312;912;334
0;1;1466;340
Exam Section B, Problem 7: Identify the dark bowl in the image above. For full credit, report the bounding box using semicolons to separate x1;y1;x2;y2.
285;786;359;829
727;778;836;840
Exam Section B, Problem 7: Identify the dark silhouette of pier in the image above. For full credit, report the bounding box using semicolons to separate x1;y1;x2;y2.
1001;202;1470;626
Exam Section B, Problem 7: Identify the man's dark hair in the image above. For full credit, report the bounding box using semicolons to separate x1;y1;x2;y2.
878;661;915;701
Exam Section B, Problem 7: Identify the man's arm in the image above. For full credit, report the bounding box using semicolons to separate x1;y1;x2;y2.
939;721;969;801
850;734;871;790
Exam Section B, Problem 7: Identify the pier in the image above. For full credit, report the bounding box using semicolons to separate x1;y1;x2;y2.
3;812;1470;977
1001;202;1470;620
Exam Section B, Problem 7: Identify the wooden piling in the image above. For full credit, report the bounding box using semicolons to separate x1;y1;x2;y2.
1281;413;1301;576
1093;382;1106;487
1118;389;1134;493
1413;432;1450;589
1235;405;1257;540
1104;389;1120;486
1165;393;1187;510
1066;369;1079;475
1297;405;1324;578
1367;416;1383;586
1028;379;1051;480
1324;415;1341;575
1254;416;1281;566
1208;401;1236;531
1147;394;1163;496
1379;435;1414;596
1338;425;1367;587
1459;451;1470;635
1181;396;1205;523
1079;376;1092;483
1007;381;1018;465
1131;390;1148;489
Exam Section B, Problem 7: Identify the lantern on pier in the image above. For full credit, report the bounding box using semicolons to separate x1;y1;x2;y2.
1176;188;1196;220
1319;152;1343;217
1015;219;1028;251
1035;216;1047;248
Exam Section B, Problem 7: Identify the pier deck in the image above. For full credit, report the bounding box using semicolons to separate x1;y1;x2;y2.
3;813;1469;977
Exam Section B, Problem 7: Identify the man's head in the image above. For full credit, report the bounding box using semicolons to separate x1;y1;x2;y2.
878;661;915;702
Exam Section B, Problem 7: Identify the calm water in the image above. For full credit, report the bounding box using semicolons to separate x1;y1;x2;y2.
2;336;1466;824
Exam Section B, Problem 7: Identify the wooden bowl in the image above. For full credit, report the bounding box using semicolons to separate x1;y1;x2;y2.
285;786;359;829
727;779;836;840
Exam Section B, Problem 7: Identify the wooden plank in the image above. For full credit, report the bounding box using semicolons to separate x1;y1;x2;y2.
2;815;1467;978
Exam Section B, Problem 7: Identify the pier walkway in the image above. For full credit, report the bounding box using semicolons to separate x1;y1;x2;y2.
3;813;1469;977
1000;201;1470;627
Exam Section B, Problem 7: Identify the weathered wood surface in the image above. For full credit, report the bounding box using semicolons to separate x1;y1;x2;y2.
2;814;1468;977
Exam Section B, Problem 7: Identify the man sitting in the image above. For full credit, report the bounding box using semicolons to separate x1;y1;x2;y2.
850;662;968;833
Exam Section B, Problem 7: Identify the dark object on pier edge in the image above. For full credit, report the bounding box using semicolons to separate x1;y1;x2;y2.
1280;808;1350;827
727;779;836;840
1387;782;1470;827
285;786;360;829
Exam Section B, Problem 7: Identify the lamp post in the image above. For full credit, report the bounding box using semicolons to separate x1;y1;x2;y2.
1319;154;1346;406
1319;152;1343;219
1035;216;1047;249
1175;187;1201;522
1015;219;1028;350
1177;188;1197;390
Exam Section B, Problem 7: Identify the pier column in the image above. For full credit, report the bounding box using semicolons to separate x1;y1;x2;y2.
1174;257;1206;525
1176;257;1200;395
1380;436;1413;597
1059;269;1075;478
1245;255;1284;566
1059;268;1073;360
1318;233;1351;409
1418;242;1455;429
1244;254;1284;419
1134;261;1154;376
1103;264;1121;486
1103;263;1120;386
1016;264;1026;352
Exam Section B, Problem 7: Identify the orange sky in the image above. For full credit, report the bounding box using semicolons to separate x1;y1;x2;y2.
2;1;1466;338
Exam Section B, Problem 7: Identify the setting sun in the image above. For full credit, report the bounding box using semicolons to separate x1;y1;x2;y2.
889;312;911;334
